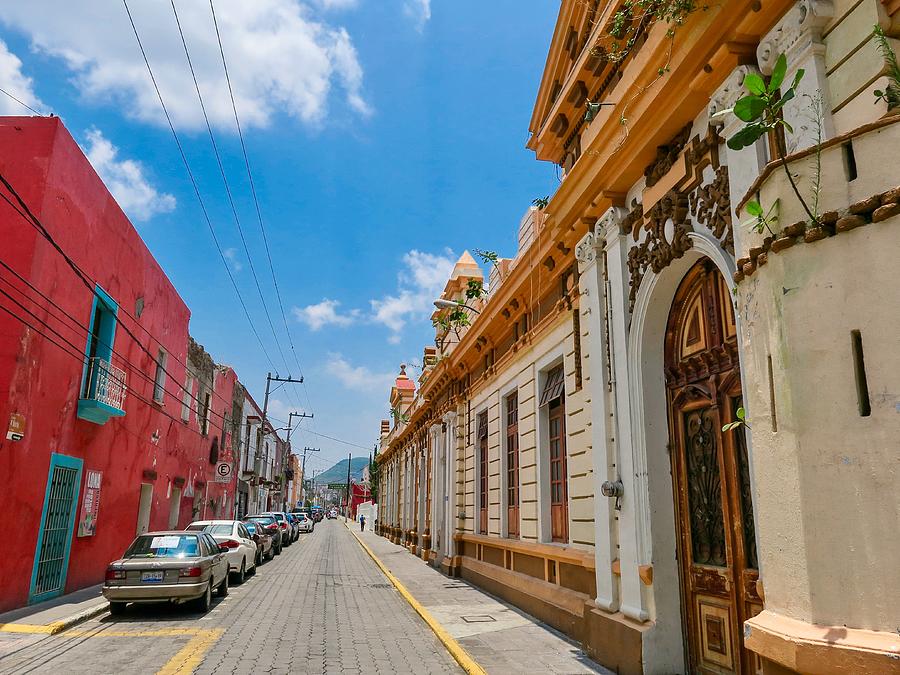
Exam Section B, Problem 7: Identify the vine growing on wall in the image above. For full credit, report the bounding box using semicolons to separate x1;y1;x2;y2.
432;249;502;342
579;0;709;148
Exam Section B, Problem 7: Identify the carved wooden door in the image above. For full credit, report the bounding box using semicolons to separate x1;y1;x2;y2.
666;261;762;675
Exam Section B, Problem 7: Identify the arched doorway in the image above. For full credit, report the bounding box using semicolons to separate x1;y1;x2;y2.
665;260;762;674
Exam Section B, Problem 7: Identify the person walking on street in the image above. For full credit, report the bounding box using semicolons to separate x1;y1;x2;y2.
360;514;366;531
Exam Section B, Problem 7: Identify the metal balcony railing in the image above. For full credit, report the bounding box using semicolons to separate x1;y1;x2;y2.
84;357;127;411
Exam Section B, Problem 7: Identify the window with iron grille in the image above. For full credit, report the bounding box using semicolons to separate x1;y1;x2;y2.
478;411;488;534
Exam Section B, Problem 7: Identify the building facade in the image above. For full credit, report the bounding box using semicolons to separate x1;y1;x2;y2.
0;117;282;612
377;1;900;672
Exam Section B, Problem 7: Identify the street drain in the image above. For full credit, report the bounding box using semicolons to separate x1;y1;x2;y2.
461;615;496;623
371;583;392;588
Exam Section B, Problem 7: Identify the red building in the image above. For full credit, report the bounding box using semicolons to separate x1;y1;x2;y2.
348;481;371;519
0;117;250;612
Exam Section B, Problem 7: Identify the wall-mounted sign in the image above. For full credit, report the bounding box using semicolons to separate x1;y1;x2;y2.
77;470;102;537
6;413;25;441
214;461;232;483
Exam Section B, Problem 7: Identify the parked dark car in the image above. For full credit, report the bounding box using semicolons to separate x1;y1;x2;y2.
242;519;274;564
102;531;229;615
261;511;293;545
243;514;283;555
285;513;300;542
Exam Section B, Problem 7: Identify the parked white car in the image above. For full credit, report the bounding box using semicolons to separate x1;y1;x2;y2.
186;520;257;583
296;513;314;533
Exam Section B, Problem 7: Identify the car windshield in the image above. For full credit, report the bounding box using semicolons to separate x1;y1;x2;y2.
246;517;275;526
298;514;308;521
203;524;234;536
270;514;285;522
244;522;258;534
126;534;200;558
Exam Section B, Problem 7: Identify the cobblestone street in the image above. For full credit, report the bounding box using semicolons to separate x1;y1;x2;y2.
0;521;460;675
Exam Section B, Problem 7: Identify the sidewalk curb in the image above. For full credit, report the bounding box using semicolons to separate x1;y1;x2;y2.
0;602;109;635
344;522;487;675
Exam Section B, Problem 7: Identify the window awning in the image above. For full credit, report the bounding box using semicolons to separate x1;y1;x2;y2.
539;365;565;406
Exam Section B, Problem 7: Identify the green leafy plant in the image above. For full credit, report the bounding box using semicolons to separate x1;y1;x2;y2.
743;199;779;236
466;279;484;300
389;407;410;425
727;54;819;226
721;406;749;432
532;196;550;210
872;25;900;110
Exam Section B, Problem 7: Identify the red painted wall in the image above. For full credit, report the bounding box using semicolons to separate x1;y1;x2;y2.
0;117;241;611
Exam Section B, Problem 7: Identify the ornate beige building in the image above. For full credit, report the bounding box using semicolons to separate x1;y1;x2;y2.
377;0;900;672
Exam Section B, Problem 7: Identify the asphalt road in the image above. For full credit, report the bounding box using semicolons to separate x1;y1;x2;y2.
0;520;460;674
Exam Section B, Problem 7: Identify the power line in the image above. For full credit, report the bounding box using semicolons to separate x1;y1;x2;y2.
208;0;310;393
299;428;374;451
121;0;278;376
169;0;293;382
0;87;45;116
0;264;233;429
0;182;236;420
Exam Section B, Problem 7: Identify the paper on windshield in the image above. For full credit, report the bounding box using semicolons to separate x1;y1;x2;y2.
150;535;182;549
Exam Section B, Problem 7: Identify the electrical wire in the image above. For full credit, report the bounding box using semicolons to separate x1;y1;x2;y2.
0;87;45;116
0;180;237;419
169;0;293;384
121;0;278;377
207;0;312;401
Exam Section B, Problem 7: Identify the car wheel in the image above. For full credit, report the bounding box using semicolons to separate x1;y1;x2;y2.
276;542;282;555
217;571;229;597
193;581;213;613
108;601;127;616
267;545;275;560
235;559;246;584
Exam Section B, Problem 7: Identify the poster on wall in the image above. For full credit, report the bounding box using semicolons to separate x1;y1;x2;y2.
77;470;102;537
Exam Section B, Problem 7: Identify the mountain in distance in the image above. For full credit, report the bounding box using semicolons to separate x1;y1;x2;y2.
312;457;369;485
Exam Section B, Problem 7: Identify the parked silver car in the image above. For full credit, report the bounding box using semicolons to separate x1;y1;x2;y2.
102;531;230;615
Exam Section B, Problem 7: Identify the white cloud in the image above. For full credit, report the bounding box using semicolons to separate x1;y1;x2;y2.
0;39;45;115
83;128;176;221
326;352;394;392
369;249;456;339
223;247;243;272
0;0;369;131
314;0;359;10
403;0;431;30
293;298;359;331
265;398;309;425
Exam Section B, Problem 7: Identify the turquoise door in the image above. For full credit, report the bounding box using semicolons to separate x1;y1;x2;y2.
29;453;83;604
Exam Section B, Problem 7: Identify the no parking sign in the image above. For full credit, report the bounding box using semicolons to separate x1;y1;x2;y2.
214;461;232;483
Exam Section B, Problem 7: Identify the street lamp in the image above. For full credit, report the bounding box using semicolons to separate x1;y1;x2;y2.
433;299;481;313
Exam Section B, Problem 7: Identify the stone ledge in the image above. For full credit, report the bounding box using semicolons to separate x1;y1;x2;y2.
744;610;900;674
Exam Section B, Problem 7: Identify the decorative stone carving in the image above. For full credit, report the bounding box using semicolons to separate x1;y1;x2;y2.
575;231;596;269
708;66;761;124
644;123;693;188
757;0;834;74
626;190;693;310
691;166;734;254
595;206;626;239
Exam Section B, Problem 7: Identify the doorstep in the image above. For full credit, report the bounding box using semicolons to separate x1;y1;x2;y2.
0;584;108;634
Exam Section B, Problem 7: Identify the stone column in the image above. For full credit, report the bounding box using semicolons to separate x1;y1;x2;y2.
757;0;834;153
601;210;650;622
575;216;620;612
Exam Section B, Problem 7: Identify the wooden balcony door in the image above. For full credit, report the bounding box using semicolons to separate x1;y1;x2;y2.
666;261;762;675
477;411;488;534
548;395;568;543
506;393;519;538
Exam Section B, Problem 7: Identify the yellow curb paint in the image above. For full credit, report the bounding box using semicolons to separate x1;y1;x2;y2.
344;521;487;675
0;623;56;634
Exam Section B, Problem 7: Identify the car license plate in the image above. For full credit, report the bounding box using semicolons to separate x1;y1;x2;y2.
141;571;164;583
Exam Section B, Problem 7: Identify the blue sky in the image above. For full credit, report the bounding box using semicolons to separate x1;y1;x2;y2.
0;0;558;472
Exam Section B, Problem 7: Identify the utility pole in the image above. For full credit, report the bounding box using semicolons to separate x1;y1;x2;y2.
259;372;305;511
345;451;352;520
284;411;312;508
299;447;320;504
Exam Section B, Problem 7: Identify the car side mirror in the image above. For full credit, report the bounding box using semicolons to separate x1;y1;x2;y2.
218;544;229;553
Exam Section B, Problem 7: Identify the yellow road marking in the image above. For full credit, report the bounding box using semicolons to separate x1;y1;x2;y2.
344;522;487;675
155;628;223;675
0;623;58;634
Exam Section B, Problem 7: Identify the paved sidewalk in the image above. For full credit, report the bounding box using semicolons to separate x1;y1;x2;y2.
0;584;107;634
349;526;612;674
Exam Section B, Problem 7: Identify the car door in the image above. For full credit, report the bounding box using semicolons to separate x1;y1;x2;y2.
203;533;225;585
237;523;256;561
